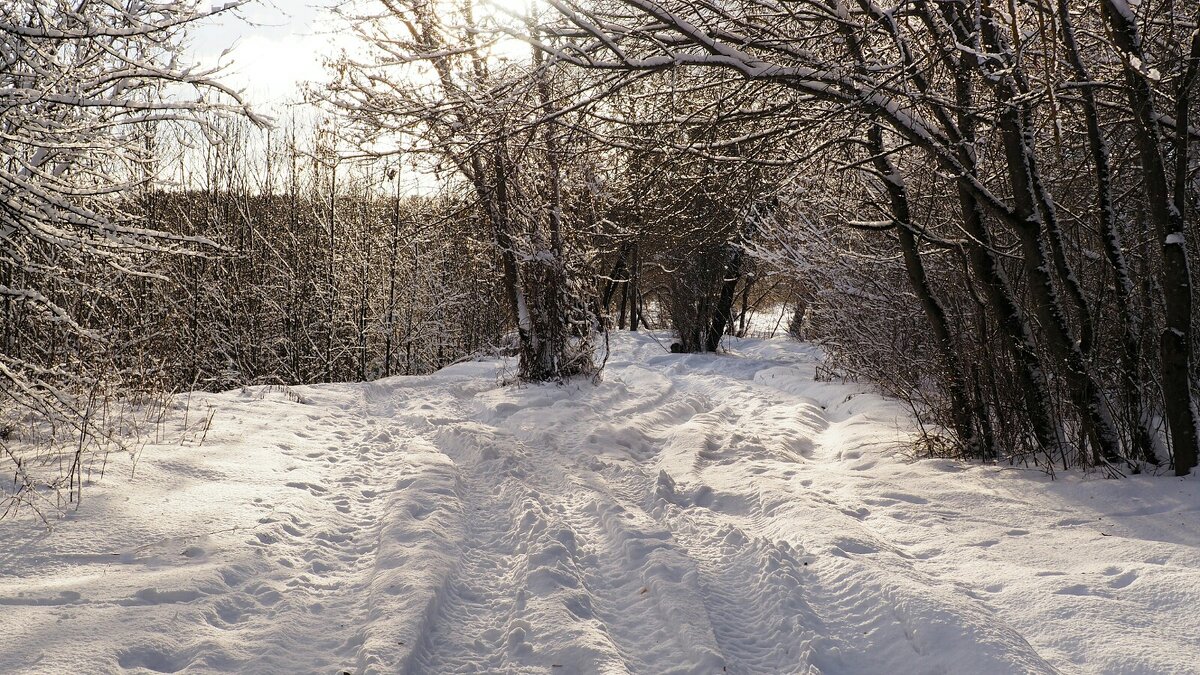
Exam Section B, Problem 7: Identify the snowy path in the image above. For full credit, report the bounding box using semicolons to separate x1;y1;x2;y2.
3;334;1199;674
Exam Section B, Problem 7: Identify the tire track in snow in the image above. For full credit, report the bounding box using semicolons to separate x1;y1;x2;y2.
399;389;728;674
400;397;635;674
504;368;838;673
335;381;466;675
393;364;833;674
553;479;726;673
631;366;1058;675
651;472;829;674
403;423;545;673
471;350;1058;675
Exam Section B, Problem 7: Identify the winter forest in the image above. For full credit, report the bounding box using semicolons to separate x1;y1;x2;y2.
2;0;1200;673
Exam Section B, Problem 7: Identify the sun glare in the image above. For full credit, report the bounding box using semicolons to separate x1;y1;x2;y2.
473;0;551;62
477;0;543;20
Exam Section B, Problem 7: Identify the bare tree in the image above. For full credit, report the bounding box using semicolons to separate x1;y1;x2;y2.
0;0;260;511
324;0;599;381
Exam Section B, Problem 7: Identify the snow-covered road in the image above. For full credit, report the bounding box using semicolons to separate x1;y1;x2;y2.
2;333;1199;674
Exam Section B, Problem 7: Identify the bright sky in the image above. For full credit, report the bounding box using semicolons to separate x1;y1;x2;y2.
187;1;540;114
180;0;535;195
188;0;538;112
189;2;337;110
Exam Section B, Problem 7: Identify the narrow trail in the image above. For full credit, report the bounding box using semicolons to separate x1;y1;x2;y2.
3;333;1198;674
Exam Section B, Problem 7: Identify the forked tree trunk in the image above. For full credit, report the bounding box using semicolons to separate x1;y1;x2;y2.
993;102;1123;465
931;36;1063;457
970;11;1123;466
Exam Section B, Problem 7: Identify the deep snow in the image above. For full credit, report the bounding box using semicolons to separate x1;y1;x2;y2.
1;333;1198;674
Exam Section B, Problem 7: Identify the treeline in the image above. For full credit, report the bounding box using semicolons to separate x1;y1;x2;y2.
5;148;505;396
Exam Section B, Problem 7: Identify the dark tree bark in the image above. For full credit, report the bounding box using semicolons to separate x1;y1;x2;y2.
706;246;744;352
867;126;987;457
1057;0;1156;463
1101;0;1200;475
601;242;630;312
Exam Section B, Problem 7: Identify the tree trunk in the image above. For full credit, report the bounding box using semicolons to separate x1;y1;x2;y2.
629;242;641;331
1057;0;1156;462
991;94;1123;465
868;126;985;457
938;47;1063;457
602;242;630;312
1101;0;1200;475
384;166;401;378
706;247;743;352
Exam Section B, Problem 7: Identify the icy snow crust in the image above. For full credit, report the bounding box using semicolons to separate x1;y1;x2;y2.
2;333;1199;674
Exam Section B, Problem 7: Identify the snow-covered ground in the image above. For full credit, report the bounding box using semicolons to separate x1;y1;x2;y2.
2;333;1198;674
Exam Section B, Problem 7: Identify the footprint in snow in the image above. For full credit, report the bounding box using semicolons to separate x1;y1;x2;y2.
1105;569;1139;589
